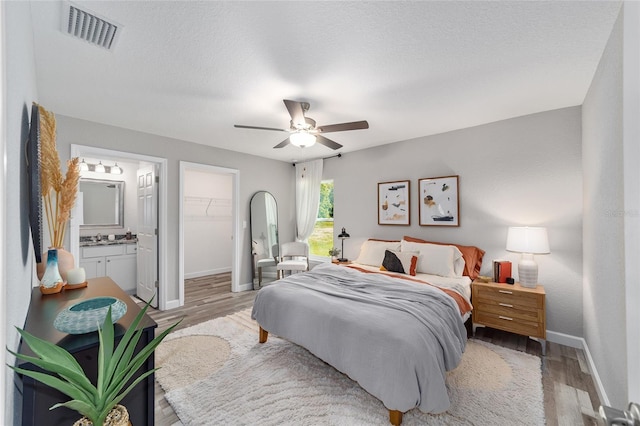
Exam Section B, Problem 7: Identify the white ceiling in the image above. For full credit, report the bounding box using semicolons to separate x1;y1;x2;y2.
30;1;621;163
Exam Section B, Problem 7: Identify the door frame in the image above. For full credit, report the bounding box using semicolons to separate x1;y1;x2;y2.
179;162;240;306
70;145;169;309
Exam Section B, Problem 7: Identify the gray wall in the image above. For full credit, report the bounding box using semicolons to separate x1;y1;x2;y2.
324;107;583;337
54;115;296;302
582;8;627;408
4;2;39;424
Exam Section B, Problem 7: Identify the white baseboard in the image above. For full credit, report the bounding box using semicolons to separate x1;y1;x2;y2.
547;330;609;406
236;282;253;292
163;299;181;310
184;267;231;279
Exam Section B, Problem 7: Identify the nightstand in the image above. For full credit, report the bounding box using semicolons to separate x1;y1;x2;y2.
472;280;546;355
332;260;351;265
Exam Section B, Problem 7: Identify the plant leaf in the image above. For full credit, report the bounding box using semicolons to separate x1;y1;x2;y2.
14;327;85;376
51;399;99;423
97;306;115;399
8;366;94;405
103;367;160;411
105;298;153;383
7;349;96;399
104;319;180;401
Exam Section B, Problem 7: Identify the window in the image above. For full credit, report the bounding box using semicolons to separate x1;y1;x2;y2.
308;180;334;259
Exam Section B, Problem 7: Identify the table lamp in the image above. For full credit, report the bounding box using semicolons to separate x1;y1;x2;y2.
337;227;350;262
506;226;550;288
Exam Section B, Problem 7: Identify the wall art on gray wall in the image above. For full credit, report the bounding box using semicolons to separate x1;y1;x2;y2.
418;175;459;226
378;180;410;225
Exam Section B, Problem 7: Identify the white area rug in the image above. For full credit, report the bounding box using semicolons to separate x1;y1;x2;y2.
156;309;544;425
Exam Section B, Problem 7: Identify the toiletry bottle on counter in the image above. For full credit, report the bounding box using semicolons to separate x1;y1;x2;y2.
126;228;132;240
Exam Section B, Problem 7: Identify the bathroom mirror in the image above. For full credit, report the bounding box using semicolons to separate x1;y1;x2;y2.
79;178;125;228
250;191;279;289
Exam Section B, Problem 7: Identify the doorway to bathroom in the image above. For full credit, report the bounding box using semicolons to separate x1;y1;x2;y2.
178;162;240;307
70;145;167;309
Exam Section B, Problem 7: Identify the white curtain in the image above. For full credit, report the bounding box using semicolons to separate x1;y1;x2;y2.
295;159;323;241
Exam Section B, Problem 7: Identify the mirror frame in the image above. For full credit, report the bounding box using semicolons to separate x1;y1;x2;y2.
79;178;125;229
250;191;279;288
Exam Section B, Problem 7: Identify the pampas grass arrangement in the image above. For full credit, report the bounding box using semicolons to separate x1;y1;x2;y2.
37;103;80;248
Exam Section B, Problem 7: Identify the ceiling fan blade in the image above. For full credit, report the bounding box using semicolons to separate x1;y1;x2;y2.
234;124;288;132
317;120;369;133
283;99;306;126
273;137;291;149
316;135;343;150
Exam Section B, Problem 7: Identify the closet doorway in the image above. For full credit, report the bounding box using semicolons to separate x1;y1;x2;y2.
178;162;240;307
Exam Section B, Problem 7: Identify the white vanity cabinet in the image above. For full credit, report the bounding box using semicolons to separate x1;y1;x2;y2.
79;244;137;293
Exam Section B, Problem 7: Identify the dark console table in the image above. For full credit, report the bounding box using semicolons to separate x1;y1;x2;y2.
17;277;157;426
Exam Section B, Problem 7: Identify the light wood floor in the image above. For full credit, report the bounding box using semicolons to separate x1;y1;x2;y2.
142;273;602;426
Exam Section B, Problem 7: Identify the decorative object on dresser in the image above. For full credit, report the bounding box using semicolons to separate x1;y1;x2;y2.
472;279;546;355
337;227;350;261
506;226;550;288
418;175;459;226
39;248;65;293
35;103;80;287
378;180;410;225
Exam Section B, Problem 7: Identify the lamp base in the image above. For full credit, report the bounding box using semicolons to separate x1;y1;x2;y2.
518;255;538;288
336;258;348;263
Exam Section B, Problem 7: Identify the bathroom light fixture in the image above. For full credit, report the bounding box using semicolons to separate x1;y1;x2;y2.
79;159;123;174
506;226;550;288
110;162;122;175
290;131;316;148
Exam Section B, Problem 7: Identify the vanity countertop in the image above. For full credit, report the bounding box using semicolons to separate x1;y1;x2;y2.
79;238;137;247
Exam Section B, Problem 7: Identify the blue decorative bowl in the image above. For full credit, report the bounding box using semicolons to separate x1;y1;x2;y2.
54;297;127;334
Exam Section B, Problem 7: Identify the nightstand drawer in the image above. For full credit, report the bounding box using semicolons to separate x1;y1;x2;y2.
473;300;542;323
474;285;543;310
474;310;545;339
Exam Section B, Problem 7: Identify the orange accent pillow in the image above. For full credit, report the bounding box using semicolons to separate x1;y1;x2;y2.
403;236;485;280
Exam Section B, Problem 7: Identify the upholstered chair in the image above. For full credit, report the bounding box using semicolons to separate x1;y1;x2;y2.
276;242;309;279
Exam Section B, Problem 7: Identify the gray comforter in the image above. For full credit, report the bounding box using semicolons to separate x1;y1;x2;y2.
251;263;467;414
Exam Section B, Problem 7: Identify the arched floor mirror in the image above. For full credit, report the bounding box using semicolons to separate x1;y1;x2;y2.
250;191;279;289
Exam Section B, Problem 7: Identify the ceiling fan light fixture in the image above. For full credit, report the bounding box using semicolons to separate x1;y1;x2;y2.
290;131;316;148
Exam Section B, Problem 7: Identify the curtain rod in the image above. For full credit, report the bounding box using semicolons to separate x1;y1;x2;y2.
292;153;342;166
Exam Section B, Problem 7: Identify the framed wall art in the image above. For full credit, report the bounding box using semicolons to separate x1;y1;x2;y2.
378;180;410;225
418;175;459;226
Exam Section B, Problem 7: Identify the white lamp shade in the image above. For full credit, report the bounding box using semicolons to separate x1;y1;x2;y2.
110;163;122;175
506;226;550;254
290;132;316;148
79;159;89;172
94;161;105;173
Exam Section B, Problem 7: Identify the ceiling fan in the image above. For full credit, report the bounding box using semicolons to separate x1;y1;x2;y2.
234;99;369;150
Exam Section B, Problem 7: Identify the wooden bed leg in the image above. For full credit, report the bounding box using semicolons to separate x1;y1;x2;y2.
259;327;268;343
389;410;403;425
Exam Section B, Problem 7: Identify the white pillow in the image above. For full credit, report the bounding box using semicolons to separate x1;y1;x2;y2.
400;240;464;277
355;240;401;267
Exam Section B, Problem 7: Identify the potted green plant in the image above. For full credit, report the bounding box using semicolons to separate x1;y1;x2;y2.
7;300;180;426
328;247;341;262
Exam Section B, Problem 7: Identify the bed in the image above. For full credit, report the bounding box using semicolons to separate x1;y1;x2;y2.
251;237;484;425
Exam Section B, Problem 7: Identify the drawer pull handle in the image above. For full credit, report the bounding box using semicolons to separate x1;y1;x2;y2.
499;303;514;308
499;316;514;321
498;290;513;295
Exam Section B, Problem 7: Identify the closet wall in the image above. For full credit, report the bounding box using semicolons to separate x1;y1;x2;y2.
184;169;233;278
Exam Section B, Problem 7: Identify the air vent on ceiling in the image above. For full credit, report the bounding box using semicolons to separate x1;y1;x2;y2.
61;2;122;50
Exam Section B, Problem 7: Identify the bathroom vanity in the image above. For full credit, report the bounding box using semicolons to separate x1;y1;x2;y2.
79;240;137;293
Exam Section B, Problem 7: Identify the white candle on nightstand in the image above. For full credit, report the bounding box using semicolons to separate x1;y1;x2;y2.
66;267;86;285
